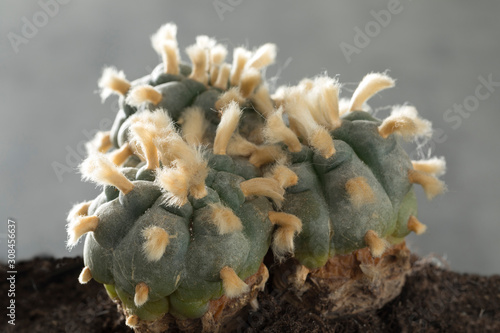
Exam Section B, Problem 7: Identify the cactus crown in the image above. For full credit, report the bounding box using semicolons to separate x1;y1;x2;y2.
67;22;446;326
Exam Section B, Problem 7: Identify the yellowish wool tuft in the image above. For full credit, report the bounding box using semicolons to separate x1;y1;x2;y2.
85;131;112;154
263;107;302;153
309;128;336;159
67;201;92;222
230;47;252;86
129;122;160;170
162;40;180;75
251;84;275;118
345;177;376;209
246;43;277;70
186;44;208;84
134;282;150;307
210;203;244;234
268;211;302;233
80;153;134;194
151;22;177;55
270;164;299;189
364;230;388;258
126;85;162;107
126;315;139;328
240;177;285;206
180;106;208;146
408;169;446;200
349;72;395;112
109;143;134;166
155;167;189;207
67;215;99;247
407;215;427;235
215;87;245;111
411;156;446;177
220;266;249;298
313;76;341;130
142;226;170;262
97;67;131;102
226;133;257;157
213;101;241;155
239;67;261;98
213;63;232;90
78;266;93;284
378;105;432;140
248;145;285;168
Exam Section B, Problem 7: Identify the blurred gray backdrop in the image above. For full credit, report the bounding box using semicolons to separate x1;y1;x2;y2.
1;0;499;274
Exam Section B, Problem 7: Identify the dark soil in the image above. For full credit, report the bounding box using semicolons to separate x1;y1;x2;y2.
1;256;499;333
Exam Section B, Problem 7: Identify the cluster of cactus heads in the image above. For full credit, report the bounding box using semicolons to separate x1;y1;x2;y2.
67;22;446;329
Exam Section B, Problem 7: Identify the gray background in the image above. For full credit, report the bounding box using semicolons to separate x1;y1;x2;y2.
1;1;499;274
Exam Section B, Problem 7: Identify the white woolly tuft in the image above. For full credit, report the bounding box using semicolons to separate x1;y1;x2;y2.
134;282;150;307
312;76;341;130
66;201;92;223
251;84;274;118
155;167;189;207
80;153;134;194
412;156;447;176
263;107;302;152
246;43;277;70
162;40;180;75
215;87;245;111
240;177;285;206
67;215;99;248
196;35;217;50
126;315;139;328
349;72;395;112
151;22;178;55
239;67;261;98
78;266;93;284
180;106;208;146
213;63;231;90
270;164;299;189
210;203;243;234
230;47;252;86
110;143;134;166
268;211;302;260
226;133;257;157
272;226;296;261
211;44;228;65
220;266;249;298
126;85;162;107
409;170;446;200
281;86;335;158
85;131;112;155
214;101;242;155
97;67;130;102
129;121;159;170
248;145;286;168
142;226;170;262
186;44;208;84
364;230;389;258
338;97;352;116
379;105;432;140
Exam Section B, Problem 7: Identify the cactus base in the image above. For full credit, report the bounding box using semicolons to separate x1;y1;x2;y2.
273;242;411;318
120;263;268;333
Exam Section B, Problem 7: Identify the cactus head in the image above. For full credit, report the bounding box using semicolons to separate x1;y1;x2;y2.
67;22;446;330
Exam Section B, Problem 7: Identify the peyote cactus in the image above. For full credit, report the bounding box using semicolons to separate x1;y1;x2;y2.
67;23;446;331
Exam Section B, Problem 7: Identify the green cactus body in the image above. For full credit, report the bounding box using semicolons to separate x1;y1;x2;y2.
68;23;446;325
